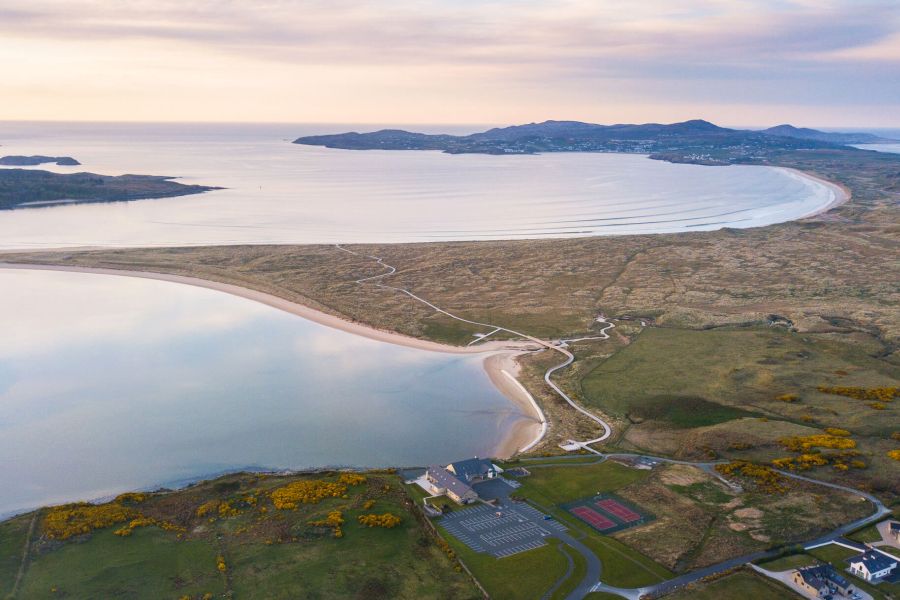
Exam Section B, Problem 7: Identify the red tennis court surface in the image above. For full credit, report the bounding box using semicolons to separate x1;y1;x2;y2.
571;506;615;531
596;499;641;523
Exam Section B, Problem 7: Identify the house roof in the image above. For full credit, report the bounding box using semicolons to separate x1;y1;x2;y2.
796;564;849;589
851;550;897;573
889;521;900;533
447;457;495;481
427;465;475;498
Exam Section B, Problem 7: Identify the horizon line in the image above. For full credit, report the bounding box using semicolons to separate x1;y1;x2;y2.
1;118;898;132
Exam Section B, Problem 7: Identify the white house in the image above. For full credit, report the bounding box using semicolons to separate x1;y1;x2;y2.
849;549;897;582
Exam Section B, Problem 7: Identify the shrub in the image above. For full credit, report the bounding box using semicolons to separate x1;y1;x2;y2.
195;500;220;518
358;512;402;528
776;394;800;403
270;480;348;510
888;450;900;462
338;473;367;486
824;428;851;437
309;510;345;537
780;434;856;452
43;503;139;540
717;461;787;494
817;386;897;402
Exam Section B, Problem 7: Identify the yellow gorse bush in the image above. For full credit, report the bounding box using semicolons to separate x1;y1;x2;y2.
817;386;897;402
338;473;367;486
309;510;345;537
195;500;220;518
113;516;185;537
357;512;402;528
270;480;348;510
43;502;139;540
780;434;856;452
716;461;787;494
823;428;851;437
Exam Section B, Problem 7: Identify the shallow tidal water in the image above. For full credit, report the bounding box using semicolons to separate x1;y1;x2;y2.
0;269;526;516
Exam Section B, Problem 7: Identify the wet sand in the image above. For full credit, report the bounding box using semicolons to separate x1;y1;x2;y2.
778;167;851;218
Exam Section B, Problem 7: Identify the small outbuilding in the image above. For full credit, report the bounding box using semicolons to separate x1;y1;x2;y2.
889;521;900;542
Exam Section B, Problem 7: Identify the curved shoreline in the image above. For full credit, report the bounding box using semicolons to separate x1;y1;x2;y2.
0;262;546;458
776;167;851;218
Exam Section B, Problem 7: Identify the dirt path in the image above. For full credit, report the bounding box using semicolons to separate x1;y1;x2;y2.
10;513;37;598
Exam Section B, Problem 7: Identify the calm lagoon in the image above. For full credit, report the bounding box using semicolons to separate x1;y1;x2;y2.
0;269;527;516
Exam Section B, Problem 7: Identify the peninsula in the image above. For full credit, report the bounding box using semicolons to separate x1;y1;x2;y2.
294;119;897;165
0;168;220;210
0;155;80;166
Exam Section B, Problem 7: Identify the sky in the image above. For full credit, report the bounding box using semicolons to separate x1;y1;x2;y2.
0;0;898;127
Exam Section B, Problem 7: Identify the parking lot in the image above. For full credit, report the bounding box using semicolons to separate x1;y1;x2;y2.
439;502;567;558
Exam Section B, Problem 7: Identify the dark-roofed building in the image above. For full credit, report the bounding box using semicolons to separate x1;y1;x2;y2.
792;564;853;598
889;521;900;542
446;457;501;484
849;549;897;582
425;465;478;505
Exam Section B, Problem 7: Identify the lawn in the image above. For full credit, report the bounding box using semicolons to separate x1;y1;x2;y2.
549;543;586;600
440;531;569;600
848;524;884;543
664;570;800;599
756;553;818;572
807;543;859;565
579;535;672;588
515;460;651;506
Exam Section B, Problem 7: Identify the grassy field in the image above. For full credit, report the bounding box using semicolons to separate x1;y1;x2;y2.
663;569;800;599
439;533;568;600
549;543;586;600
0;516;31;598
513;460;651;505
2;471;479;600
575;326;899;497
849;523;885;543
755;553;819;571
807;543;859;564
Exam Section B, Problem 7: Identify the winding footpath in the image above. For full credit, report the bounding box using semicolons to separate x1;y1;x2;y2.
334;244;614;450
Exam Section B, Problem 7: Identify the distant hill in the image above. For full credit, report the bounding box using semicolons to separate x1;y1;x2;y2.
0;155;80;166
0;169;220;210
761;125;896;145
294;119;850;164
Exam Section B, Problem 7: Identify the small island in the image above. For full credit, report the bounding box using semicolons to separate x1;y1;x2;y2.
0;155;80;166
0;168;220;210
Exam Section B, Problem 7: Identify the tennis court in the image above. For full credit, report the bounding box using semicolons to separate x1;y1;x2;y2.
562;493;652;534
